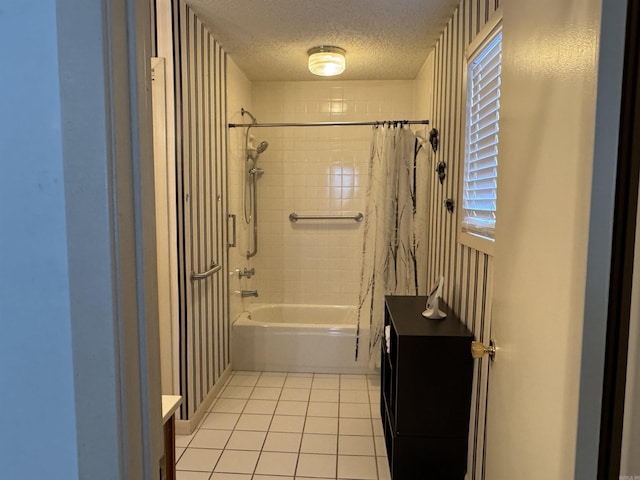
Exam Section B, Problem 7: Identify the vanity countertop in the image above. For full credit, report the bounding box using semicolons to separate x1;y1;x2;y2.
162;395;182;424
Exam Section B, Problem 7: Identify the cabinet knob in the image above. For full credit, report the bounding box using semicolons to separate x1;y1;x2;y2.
471;339;496;360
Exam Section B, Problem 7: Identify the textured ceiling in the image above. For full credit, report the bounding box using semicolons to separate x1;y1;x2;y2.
186;0;460;81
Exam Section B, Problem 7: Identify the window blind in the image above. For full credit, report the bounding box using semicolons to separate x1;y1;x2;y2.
462;32;502;239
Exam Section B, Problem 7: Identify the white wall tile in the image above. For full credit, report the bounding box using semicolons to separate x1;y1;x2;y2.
226;80;417;305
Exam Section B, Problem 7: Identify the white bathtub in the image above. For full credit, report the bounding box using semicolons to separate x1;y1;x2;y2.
232;303;370;374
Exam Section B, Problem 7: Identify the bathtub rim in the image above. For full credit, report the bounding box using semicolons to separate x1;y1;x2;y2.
235;302;364;330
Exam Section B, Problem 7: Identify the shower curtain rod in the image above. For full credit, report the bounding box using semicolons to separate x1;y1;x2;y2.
228;119;429;128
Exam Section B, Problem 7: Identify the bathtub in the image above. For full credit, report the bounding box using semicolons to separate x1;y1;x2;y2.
232;303;370;374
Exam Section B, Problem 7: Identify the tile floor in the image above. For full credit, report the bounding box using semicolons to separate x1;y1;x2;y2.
175;371;390;480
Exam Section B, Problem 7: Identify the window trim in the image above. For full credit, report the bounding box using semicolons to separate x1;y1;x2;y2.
458;10;503;257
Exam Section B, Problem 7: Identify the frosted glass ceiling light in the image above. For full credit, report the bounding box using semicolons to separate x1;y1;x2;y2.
308;46;346;76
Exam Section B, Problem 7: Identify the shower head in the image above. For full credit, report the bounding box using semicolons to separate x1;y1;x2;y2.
247;140;269;164
256;141;269;154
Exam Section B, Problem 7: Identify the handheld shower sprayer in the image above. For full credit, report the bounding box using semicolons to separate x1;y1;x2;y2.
256;141;268;154
247;140;269;163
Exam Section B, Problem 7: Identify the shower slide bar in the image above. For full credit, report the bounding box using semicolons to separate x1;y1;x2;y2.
289;212;364;223
228;119;429;128
191;261;222;281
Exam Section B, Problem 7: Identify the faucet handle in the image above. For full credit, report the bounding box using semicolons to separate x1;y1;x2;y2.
235;267;255;279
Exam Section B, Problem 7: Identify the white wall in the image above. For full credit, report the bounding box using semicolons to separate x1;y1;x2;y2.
415;50;435;122
248;80;417;305
0;2;79;477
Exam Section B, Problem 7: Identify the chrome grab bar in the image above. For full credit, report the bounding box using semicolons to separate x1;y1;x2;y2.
228;213;237;248
191;261;222;281
289;212;364;223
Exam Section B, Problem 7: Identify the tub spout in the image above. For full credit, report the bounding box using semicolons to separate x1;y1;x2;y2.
238;290;259;298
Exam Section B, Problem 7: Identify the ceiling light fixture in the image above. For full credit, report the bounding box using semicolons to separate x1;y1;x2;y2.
307;46;346;77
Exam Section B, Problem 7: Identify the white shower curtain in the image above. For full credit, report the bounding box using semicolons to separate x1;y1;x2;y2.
356;124;428;367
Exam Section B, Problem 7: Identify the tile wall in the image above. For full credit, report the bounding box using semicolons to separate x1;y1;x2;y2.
244;80;419;305
226;58;254;322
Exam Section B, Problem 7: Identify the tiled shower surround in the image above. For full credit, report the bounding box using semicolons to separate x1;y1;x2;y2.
244;80;419;305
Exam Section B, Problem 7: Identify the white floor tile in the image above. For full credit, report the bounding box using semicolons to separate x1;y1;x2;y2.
225;430;266;451
203;371;386;480
253;476;293;480
339;418;372;436
261;371;288;378
244;399;277;415
176;471;212;480
176;448;222;472
337;455;377;480
372;419;383;436
374;435;386;457
263;432;302;452
296;453;337;478
220;386;253;399
275;400;308;416
257;375;286;388
300;433;337;454
310;389;339;402
175;447;186;462
211;398;247;413
214;449;259;474
294;477;334;480
200;413;240;430
304;416;338;434
280;388;311;401
255;451;298;476
312;377;340;389
340;390;370;404
340;378;368;391
210;474;251;480
377;456;391;480
338;435;375;456
269;415;306;433
227;375;259;387
234;414;272;431
190;429;232;449
233;370;260;376
251;387;282;400
284;376;313;388
339;403;371;419
176;432;196;448
307;402;339;417
367;375;381;389
368;386;381;397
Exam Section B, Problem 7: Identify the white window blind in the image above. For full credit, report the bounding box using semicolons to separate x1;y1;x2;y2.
462;31;502;239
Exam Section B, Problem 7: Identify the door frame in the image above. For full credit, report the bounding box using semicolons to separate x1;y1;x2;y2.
56;0;163;477
597;0;640;477
576;0;640;478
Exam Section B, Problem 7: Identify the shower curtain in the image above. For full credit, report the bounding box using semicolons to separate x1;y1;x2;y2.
356;124;428;367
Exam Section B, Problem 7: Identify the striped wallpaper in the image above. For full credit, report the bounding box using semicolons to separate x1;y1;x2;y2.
425;1;500;479
174;1;230;420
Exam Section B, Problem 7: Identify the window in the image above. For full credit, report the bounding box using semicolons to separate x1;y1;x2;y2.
461;26;502;253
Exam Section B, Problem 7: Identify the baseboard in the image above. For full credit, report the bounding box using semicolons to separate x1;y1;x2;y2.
175;364;232;435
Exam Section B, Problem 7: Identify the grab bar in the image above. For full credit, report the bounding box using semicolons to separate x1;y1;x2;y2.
289;212;364;223
191;261;222;281
228;213;237;247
